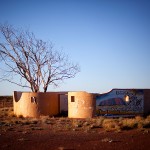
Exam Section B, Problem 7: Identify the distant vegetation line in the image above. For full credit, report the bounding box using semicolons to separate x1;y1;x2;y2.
0;96;13;101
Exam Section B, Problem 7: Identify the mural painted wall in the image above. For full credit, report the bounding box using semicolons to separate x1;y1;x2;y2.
96;89;144;115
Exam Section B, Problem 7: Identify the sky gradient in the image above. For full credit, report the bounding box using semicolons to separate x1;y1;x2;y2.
0;0;150;95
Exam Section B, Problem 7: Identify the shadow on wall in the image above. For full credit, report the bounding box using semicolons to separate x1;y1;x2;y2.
14;91;22;102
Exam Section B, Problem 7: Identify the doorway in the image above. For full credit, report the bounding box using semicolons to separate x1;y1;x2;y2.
59;94;68;116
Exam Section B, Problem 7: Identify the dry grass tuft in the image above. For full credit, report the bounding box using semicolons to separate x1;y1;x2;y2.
72;119;83;128
142;116;150;128
0;107;14;118
102;119;120;131
40;115;50;123
120;118;138;130
95;117;105;127
119;116;150;130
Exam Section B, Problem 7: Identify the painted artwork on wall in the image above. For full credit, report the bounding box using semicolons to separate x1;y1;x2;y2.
96;89;144;115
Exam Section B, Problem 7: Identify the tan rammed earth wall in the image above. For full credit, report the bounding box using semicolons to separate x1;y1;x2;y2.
68;91;96;118
13;92;39;117
37;92;59;116
13;91;60;118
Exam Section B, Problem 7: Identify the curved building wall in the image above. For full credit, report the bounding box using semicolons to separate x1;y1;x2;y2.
13;91;39;117
13;91;60;118
68;91;95;118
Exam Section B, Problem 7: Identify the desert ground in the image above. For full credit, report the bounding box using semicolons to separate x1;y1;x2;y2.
0;96;150;150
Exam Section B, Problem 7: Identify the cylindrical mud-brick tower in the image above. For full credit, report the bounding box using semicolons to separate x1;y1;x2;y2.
68;91;96;118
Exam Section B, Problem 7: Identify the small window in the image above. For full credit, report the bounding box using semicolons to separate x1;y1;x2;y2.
71;96;75;102
31;97;37;103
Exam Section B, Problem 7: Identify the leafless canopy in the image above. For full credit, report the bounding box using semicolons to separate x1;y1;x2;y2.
0;23;80;92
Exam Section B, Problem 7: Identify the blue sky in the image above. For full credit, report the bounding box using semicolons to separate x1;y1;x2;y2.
0;0;150;95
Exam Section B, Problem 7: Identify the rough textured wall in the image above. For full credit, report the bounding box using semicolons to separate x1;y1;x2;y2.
13;91;39;117
144;90;150;115
13;91;61;118
68;91;95;118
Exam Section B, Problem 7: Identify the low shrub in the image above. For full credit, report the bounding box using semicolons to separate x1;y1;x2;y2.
142;116;150;128
72;119;83;128
94;117;105;128
102;119;120;131
120;118;138;130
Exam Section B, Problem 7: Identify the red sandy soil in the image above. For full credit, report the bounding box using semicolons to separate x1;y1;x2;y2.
1;127;150;150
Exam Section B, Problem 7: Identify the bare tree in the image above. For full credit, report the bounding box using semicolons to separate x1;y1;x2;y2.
0;23;80;92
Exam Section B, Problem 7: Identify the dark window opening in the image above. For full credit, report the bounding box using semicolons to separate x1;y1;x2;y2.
31;97;37;103
71;96;75;102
